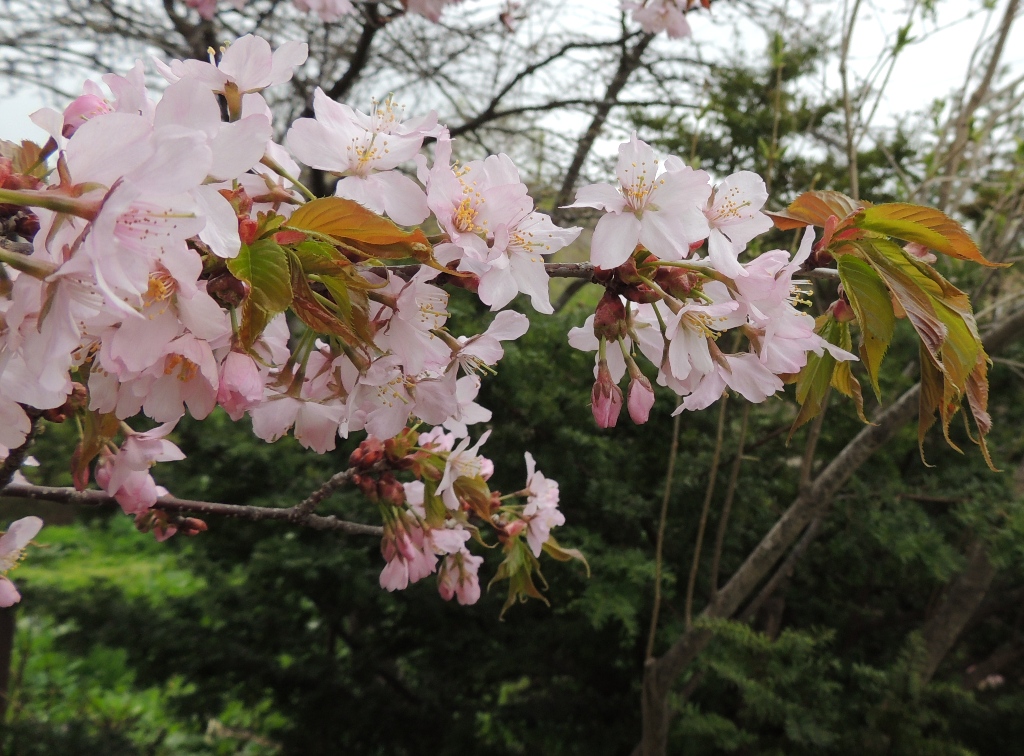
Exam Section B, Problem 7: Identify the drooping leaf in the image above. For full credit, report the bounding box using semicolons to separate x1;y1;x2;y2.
286;197;438;266
836;255;895;400
488;539;550;619
287;251;367;350
790;315;842;438
829;320;868;423
857;203;1006;267
768;190;869;230
541;536;590;577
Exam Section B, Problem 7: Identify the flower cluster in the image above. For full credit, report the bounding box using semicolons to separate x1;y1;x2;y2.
567;134;856;426
348;430;575;609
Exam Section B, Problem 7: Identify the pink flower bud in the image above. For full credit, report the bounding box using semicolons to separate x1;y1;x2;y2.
62;94;111;138
627;374;655;424
591;359;623;428
504;519;527;538
217;351;264;421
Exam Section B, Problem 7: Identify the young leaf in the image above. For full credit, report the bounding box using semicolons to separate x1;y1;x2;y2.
541;537;591;577
789;315;842;438
829;320;868;423
857;203;1007;267
287;251;367;350
836;255;895;400
227;239;293;348
286;197;438;265
768;190;869;230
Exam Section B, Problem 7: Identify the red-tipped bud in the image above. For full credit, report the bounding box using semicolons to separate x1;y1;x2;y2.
593;290;628;340
357;474;379;501
654;267;700;298
377;473;406;507
505;519;527;538
350;437;386;469
592;359;623;428
180;517;208;536
828;298;856;323
238;217;259;246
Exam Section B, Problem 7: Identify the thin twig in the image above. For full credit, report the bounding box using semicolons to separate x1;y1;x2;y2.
645;413;682;661
684;395;729;630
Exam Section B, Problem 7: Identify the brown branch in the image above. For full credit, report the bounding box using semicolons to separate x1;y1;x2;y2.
323;4;384;107
0;482;383;537
552;32;655;217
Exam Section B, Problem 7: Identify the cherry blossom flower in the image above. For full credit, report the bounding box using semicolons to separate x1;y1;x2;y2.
522;452;565;556
567;133;711;269
436;431;492;510
438;548;483;604
404;0;463;22
704;171;773;279
624;0;692;38
287;90;432;226
0;516;43;607
154;35;308;98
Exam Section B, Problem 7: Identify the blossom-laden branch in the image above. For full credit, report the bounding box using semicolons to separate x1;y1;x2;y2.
0;30;1001;619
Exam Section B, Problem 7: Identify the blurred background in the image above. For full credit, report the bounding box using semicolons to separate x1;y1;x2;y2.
2;1;1024;753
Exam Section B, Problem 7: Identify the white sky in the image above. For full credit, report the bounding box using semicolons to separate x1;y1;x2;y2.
1;1;1021;147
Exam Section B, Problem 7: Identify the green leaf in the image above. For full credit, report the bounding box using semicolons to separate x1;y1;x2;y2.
829;321;868;424
541;536;590;577
857;203;1006;267
836;255;895;400
227;239;293;348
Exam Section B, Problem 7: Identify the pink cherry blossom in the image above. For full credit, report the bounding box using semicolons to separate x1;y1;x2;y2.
522;452;565;556
438;548;483;605
154;35;308;96
704;171;773;279
0;516;43;607
591;359;623;428
217;351;265;420
624;0;692;38
287;90;431;226
568;133;711;269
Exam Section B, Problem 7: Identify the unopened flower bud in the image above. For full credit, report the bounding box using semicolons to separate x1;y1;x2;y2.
238;217;259;246
180;517;208;536
688;239;706;254
654;267;700;298
350;437;385;469
358;474;379;501
62;94;111;138
627;373;656;424
828;298;856;323
377;473;406;507
592;359;623;428
505;519;527;538
207;273;250;308
593;291;628;340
